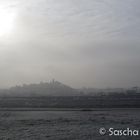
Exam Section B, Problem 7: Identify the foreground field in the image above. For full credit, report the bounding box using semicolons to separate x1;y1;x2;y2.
0;109;140;140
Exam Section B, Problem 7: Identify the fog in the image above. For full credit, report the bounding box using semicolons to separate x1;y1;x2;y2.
0;0;140;88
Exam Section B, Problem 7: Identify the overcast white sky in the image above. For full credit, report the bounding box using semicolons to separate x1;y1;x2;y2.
0;0;140;88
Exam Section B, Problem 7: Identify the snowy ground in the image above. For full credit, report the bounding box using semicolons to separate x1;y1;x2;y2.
0;109;140;140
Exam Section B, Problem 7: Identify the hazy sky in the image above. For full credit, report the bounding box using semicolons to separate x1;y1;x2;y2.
0;0;140;88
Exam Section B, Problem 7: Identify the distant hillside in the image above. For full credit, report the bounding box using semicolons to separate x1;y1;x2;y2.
0;81;139;97
0;80;80;97
0;81;140;108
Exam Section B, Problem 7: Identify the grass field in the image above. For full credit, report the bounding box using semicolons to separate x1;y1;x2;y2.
0;109;140;140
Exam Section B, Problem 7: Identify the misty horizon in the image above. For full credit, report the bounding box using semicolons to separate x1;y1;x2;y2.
0;80;139;90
